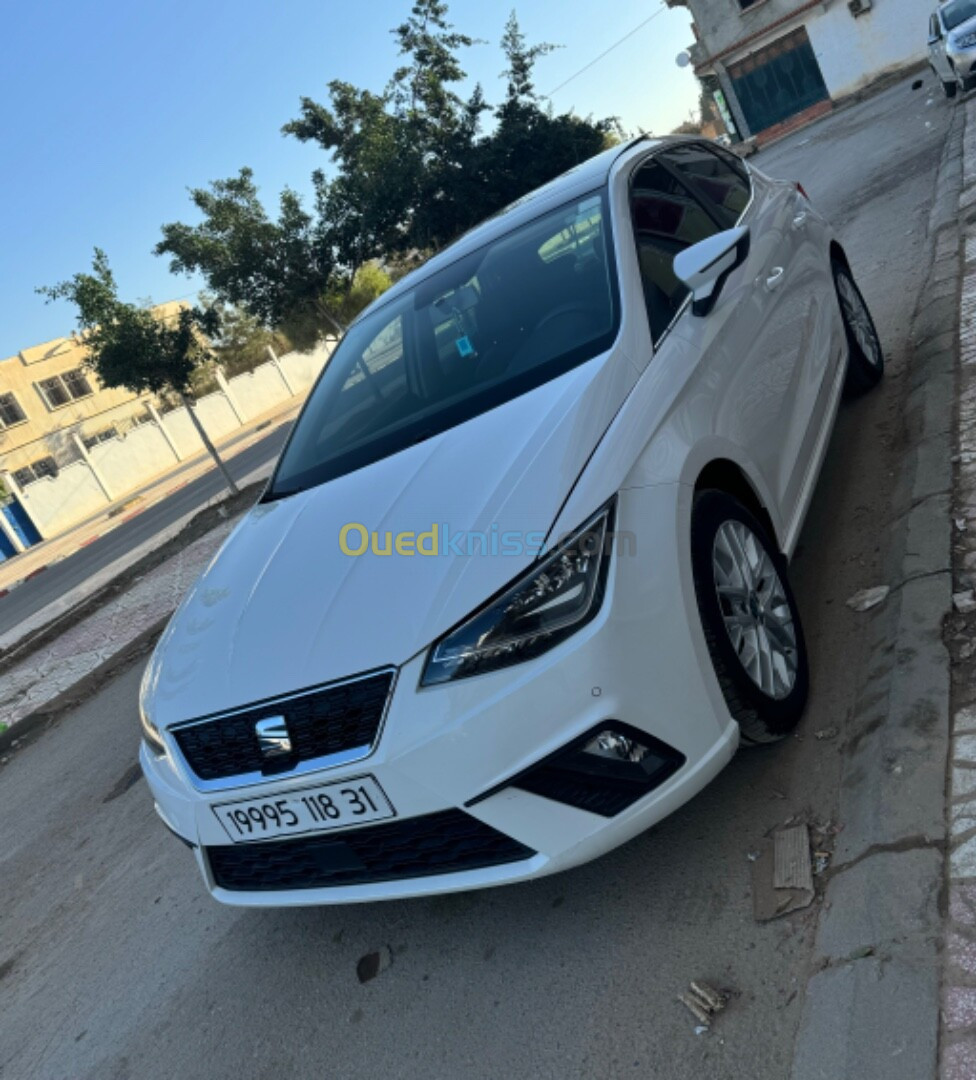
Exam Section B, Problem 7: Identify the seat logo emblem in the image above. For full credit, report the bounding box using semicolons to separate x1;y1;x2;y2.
255;716;292;759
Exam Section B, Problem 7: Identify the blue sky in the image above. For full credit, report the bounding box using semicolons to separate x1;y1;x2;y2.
0;0;697;358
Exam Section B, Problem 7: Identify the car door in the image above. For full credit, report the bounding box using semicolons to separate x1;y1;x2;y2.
648;144;828;526
930;11;953;80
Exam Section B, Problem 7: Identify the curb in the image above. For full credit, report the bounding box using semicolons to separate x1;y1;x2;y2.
0;616;168;757
789;98;964;1079
936;97;976;1079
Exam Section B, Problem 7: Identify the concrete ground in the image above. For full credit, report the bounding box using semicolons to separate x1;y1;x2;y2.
0;75;959;1080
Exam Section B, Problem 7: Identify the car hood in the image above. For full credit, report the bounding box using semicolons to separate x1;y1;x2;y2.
146;352;636;728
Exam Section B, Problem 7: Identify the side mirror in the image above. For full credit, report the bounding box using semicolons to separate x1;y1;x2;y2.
928;33;941;44
674;226;751;316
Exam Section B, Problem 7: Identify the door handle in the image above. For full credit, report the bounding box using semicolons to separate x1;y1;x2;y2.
792;211;808;228
765;266;785;289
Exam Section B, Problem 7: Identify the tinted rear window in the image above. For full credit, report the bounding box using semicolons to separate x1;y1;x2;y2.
267;191;619;498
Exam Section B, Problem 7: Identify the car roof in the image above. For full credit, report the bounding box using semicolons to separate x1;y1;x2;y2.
358;135;666;320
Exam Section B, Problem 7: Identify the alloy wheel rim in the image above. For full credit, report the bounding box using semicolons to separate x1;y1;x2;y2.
837;274;882;368
712;520;798;700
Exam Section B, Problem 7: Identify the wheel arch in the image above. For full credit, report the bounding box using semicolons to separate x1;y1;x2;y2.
828;240;851;274
693;459;782;554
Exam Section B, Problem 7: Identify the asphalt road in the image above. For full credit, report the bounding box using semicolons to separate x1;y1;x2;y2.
0;75;956;1080
0;422;291;637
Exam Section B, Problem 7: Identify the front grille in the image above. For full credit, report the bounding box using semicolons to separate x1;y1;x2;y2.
172;671;393;782
207;809;534;891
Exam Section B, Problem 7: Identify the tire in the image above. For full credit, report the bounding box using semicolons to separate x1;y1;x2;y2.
944;80;958;99
691;490;809;745
834;262;884;396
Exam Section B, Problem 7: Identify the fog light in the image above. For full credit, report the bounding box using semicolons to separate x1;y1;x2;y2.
467;721;686;817
584;731;650;764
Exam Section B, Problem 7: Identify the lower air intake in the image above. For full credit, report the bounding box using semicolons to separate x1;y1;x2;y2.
207;809;534;891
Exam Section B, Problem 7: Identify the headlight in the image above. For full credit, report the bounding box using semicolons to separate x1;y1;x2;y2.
139;672;166;754
421;500;615;686
956;31;976;46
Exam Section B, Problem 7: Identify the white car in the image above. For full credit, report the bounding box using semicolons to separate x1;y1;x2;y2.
929;0;976;99
139;137;883;906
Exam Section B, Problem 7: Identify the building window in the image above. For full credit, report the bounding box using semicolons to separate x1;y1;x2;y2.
0;391;27;429
12;457;58;487
82;426;118;450
63;368;94;399
36;368;94;409
31;456;58;480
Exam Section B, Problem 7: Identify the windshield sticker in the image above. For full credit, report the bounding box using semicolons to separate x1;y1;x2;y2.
455;335;475;358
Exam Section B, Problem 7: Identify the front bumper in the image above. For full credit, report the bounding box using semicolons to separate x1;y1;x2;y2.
947;43;976;84
141;483;739;906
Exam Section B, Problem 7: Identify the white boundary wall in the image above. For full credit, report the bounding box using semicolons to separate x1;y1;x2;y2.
5;340;334;539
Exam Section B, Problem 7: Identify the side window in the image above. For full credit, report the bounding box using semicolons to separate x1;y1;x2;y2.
659;143;751;230
630;159;719;343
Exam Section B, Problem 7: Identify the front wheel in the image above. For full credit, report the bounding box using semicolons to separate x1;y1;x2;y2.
691;490;809;745
834;263;884;395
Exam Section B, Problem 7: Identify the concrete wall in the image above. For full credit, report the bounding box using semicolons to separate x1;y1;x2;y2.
89;422;179;498
161;393;240;459
690;0;926;97
8;340;334;540
228;362;291;419
280;340;334;391
14;460;106;538
807;0;925;97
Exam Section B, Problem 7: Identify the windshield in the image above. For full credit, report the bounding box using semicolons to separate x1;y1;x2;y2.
944;0;976;29
267;191;619;498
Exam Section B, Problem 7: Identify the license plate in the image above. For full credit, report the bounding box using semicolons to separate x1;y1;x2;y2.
212;775;395;843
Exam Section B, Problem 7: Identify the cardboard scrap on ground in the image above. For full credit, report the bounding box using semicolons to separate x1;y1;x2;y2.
752;823;815;922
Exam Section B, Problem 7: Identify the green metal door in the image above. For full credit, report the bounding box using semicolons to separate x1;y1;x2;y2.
729;28;829;135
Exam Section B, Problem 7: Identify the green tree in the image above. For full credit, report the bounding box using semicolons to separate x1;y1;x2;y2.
323;264;393;327
200;295;293;378
155;169;337;350
466;13;616;229
38;250;239;495
284;83;415;287
388;0;488;250
156;3;619;346
498;9;557;109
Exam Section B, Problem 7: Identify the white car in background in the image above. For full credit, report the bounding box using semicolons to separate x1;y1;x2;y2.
139;136;883;906
928;0;976;98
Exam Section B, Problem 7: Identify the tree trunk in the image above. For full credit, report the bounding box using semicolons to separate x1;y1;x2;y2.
180;392;239;496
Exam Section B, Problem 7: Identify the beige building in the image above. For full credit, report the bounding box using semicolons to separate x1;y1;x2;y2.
0;301;183;488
